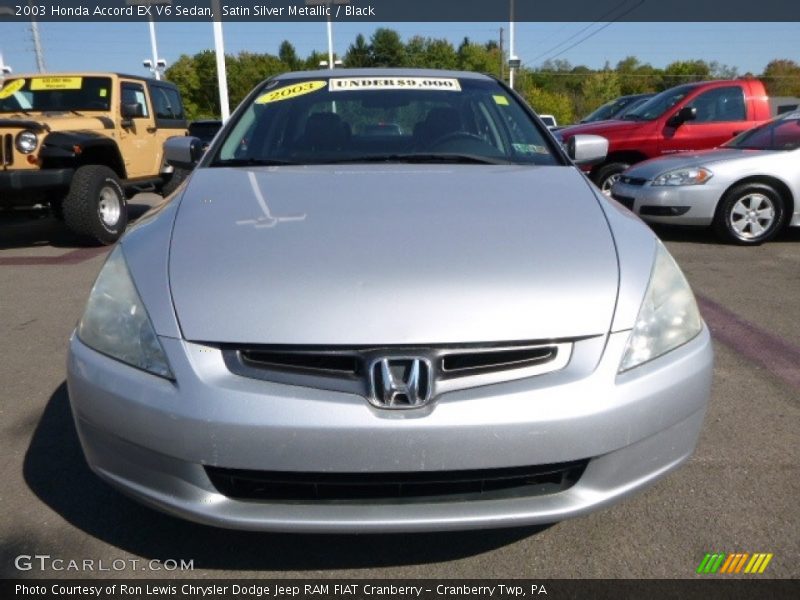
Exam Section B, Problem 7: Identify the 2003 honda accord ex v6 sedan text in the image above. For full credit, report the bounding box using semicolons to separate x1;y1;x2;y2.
67;69;713;532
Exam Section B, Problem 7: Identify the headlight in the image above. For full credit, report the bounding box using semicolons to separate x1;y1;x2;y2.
77;246;173;379
619;243;703;372
15;130;38;154
652;167;712;186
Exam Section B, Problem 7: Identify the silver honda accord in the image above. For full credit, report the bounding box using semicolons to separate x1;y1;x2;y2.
67;69;713;532
611;111;800;245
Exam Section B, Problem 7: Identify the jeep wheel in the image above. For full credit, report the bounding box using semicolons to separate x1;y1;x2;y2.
160;167;191;197
62;165;128;245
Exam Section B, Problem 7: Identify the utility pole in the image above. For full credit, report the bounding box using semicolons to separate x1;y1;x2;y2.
211;0;230;121
30;19;46;72
509;0;516;89
499;27;504;81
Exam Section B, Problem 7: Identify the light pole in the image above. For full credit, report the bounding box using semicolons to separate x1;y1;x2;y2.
128;0;169;80
211;0;230;121
307;0;350;69
0;51;12;78
509;0;517;89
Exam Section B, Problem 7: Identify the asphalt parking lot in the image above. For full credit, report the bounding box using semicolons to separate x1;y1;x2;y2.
1;195;798;579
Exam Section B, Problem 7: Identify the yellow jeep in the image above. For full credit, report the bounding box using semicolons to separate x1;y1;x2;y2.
0;73;188;243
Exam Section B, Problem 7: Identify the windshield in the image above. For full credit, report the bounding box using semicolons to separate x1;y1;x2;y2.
211;76;561;167
726;114;800;151
622;85;698;121
0;76;113;113
582;95;646;123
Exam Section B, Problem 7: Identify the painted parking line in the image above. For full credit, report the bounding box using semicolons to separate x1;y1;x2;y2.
697;294;800;391
0;246;109;266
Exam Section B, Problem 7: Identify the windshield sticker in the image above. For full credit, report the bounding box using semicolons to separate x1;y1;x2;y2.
255;80;327;104
493;95;510;106
30;76;83;91
513;143;549;155
329;77;462;92
0;79;25;99
99;89;108;97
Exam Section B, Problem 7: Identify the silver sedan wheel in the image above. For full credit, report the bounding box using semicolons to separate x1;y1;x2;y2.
98;186;122;227
729;193;775;240
600;173;621;196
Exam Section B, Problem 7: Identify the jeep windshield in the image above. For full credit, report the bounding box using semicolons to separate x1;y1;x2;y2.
621;84;698;121
0;76;113;113
211;76;562;167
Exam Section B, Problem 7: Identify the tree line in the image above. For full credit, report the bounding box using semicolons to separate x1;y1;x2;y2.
165;27;800;124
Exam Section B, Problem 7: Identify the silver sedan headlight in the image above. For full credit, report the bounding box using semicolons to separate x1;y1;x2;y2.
15;130;38;154
652;167;712;186
619;243;703;372
77;246;173;379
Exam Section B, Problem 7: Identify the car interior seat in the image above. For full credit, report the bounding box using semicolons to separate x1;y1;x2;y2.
300;112;351;152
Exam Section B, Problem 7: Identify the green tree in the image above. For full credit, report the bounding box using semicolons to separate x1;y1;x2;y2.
519;83;575;126
661;60;712;88
457;41;495;73
577;71;621;117
344;34;373;67
227;52;287;108
370;28;406;67
761;59;800;96
278;40;300;71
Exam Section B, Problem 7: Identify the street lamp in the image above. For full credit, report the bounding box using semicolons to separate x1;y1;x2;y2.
127;0;170;80
306;0;350;70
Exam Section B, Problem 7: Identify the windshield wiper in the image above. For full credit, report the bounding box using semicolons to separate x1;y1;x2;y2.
209;157;297;167
319;153;511;165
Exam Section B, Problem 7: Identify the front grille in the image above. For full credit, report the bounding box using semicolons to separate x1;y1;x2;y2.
1;133;12;166
205;460;588;503
223;341;574;401
611;194;635;211
619;175;646;186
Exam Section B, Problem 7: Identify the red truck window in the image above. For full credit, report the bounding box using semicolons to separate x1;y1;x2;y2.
686;86;746;122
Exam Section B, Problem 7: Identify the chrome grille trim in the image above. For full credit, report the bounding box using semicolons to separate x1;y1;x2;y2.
222;341;575;402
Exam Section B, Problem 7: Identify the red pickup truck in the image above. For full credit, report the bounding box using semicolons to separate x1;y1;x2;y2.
557;79;789;193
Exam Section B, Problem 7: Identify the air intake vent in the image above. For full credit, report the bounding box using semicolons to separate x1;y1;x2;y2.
205;460;588;503
441;346;557;376
241;349;360;376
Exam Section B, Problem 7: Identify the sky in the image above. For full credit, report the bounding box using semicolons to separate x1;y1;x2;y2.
1;21;799;77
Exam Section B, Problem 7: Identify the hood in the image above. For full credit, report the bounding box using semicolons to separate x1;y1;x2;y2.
623;148;762;181
559;119;648;139
0;112;112;132
168;165;620;345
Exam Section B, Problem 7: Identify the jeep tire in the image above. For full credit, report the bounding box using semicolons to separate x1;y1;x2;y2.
62;165;128;245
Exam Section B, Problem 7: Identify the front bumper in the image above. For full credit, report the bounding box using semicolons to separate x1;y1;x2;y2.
67;328;713;532
0;167;73;194
611;180;724;226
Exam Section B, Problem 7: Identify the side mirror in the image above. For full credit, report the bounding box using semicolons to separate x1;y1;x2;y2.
164;136;204;170
567;134;608;166
667;106;697;128
121;102;144;128
121;102;143;119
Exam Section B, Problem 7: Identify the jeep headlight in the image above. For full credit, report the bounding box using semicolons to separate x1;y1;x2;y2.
77;246;173;379
652;167;712;186
619;243;703;372
15;130;38;154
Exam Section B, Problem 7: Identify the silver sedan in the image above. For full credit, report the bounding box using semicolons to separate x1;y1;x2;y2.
612;112;800;245
67;69;712;532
